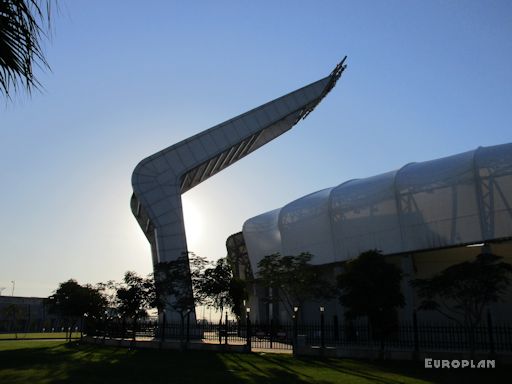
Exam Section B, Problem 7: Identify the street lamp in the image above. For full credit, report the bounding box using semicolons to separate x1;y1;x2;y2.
245;307;251;349
293;306;299;350
81;313;87;340
320;306;325;349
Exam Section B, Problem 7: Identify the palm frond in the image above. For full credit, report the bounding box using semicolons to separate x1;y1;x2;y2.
0;0;52;98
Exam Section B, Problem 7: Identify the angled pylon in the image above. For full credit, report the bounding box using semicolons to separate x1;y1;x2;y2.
131;58;347;320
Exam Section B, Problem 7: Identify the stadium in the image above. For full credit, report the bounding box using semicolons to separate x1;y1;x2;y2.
228;143;512;324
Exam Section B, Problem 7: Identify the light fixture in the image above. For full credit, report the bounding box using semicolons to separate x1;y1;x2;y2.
293;307;299;313
466;243;484;247
246;307;251;313
320;306;325;312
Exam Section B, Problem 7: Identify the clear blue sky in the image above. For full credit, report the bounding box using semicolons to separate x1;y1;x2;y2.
1;0;511;297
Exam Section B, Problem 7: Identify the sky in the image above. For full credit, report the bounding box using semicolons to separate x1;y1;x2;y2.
1;0;512;298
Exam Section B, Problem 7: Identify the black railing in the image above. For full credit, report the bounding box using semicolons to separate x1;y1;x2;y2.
0;317;82;340
80;316;512;353
4;316;512;354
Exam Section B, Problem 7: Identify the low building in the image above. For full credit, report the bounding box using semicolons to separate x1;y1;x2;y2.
0;295;63;332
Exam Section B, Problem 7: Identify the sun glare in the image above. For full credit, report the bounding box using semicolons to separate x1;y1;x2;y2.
182;196;203;248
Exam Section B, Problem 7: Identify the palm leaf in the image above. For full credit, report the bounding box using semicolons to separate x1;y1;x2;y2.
0;0;52;98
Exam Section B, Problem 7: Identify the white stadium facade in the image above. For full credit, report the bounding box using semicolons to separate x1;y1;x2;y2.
228;143;512;324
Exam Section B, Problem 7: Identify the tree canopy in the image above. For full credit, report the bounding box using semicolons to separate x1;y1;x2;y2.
48;279;107;340
48;279;107;319
115;271;153;321
196;257;248;321
411;251;512;329
152;252;209;320
257;252;334;318
337;250;404;337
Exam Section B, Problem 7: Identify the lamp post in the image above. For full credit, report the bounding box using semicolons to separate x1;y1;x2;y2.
320;306;325;349
103;310;108;342
81;313;87;340
161;310;167;342
293;306;299;352
186;309;191;343
246;307;251;350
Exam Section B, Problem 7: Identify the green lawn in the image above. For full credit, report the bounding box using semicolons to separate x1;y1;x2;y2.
0;333;80;340
0;340;509;384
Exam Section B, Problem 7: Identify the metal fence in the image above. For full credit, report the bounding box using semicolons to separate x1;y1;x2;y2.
2;314;511;353
79;316;512;354
0;319;82;340
296;321;512;352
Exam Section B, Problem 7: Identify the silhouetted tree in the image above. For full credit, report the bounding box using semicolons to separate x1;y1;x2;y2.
152;252;208;339
411;251;512;352
229;277;249;322
48;279;107;340
116;271;153;339
257;252;335;319
337;250;404;340
95;280;119;316
0;304;26;336
197;257;248;322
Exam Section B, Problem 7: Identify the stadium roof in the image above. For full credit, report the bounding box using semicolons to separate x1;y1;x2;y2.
243;143;512;270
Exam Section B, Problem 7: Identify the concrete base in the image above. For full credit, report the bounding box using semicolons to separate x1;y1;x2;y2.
83;336;247;353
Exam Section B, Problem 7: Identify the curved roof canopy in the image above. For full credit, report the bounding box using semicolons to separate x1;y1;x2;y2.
243;143;512;269
131;58;347;268
131;59;347;320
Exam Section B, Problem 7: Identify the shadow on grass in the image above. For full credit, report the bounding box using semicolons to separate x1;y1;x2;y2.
296;356;512;384
1;342;509;384
257;353;405;384
0;342;315;384
221;353;316;384
0;342;227;384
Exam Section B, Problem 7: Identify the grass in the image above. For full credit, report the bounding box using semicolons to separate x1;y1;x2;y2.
0;340;509;384
0;332;80;340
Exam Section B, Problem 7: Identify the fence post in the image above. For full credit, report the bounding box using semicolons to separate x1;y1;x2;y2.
186;311;191;343
218;317;222;344
333;315;339;344
121;317;126;340
225;312;228;345
270;318;274;349
292;307;299;355
293;314;298;343
320;307;325;349
161;311;166;342
487;310;495;355
413;311;419;354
